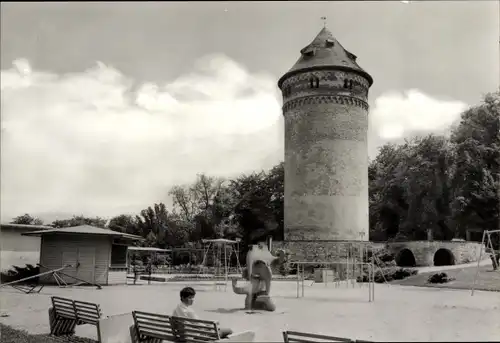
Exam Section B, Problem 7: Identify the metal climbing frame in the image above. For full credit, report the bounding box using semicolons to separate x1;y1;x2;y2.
199;238;243;291
0;264;102;294
291;260;375;302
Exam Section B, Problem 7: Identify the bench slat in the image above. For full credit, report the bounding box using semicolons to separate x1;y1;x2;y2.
174;330;219;340
174;322;218;332
75;310;101;319
52;296;73;303
73;299;99;306
53;303;75;310
173;316;219;326
138;329;176;340
76;308;101;317
135;318;172;327
284;331;354;343
53;306;75;312
134;311;171;320
53;301;74;308
138;322;174;333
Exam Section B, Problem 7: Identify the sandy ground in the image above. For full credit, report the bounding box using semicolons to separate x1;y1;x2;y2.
1;281;499;342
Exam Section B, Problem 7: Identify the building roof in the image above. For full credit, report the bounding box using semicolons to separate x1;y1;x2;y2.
1;223;53;231
128;246;172;252
22;225;144;241
278;27;373;88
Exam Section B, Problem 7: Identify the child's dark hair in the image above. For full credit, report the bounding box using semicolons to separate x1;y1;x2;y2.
180;287;196;300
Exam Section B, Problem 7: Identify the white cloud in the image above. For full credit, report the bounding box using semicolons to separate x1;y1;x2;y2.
369;89;467;146
0;55;284;220
0;58;468;221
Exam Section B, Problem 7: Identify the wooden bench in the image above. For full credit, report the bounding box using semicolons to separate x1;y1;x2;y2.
283;331;374;343
49;296;103;341
130;310;221;342
172;315;221;342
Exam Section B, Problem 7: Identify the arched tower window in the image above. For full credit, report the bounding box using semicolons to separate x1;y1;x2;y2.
310;76;319;89
343;79;349;89
349;80;353;90
283;85;292;97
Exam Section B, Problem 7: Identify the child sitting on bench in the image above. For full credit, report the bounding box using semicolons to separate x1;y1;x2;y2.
173;287;233;339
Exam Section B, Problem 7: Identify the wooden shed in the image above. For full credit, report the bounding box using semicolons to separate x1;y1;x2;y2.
22;225;143;286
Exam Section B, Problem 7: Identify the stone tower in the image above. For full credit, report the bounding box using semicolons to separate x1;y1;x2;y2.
278;27;373;244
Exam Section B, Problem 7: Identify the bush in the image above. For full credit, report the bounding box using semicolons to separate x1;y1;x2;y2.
271;248;296;276
427;272;455;284
369;248;396;268
356;267;418;283
0;264;40;284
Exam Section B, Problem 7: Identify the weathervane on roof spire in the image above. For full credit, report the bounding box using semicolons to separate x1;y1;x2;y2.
321;16;327;28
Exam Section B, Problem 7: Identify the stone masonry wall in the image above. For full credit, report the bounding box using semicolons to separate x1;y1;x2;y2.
272;240;372;262
272;240;484;267
387;241;485;267
283;70;370;241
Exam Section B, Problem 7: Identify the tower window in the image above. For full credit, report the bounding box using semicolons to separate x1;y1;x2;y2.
310;76;319;89
349;80;353;90
343;79;348;89
284;85;292;97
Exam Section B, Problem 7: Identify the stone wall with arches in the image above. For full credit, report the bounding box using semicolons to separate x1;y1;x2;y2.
386;241;485;267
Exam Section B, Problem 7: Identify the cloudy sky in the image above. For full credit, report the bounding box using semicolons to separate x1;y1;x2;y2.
1;1;498;222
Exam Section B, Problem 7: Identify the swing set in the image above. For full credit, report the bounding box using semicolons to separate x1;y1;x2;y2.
471;229;499;296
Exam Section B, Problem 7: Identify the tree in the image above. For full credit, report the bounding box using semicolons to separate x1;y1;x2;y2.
169;174;233;241
369;135;454;241
450;92;500;238
369;91;499;242
229;163;284;250
369;143;409;241
51;215;107;228
10;214;44;225
108;214;139;235
135;203;170;247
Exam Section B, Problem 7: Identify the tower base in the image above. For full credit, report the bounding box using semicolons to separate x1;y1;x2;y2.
272;240;376;281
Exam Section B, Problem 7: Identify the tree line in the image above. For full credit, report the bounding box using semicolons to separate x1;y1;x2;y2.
10;92;499;249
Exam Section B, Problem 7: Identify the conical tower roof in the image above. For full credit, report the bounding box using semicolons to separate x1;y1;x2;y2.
278;27;373;88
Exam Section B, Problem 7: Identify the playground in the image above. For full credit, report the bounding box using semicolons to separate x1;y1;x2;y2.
0;279;499;342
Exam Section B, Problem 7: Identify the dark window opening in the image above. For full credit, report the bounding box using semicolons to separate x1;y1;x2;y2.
395;249;416;267
310;76;319;89
433;249;455;266
111;244;128;268
349;80;353;90
343;79;349;89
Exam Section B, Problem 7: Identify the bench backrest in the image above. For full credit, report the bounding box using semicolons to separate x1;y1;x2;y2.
171;316;220;342
283;331;355;343
51;296;76;319
132;311;221;342
74;300;102;325
132;311;176;342
51;296;101;325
